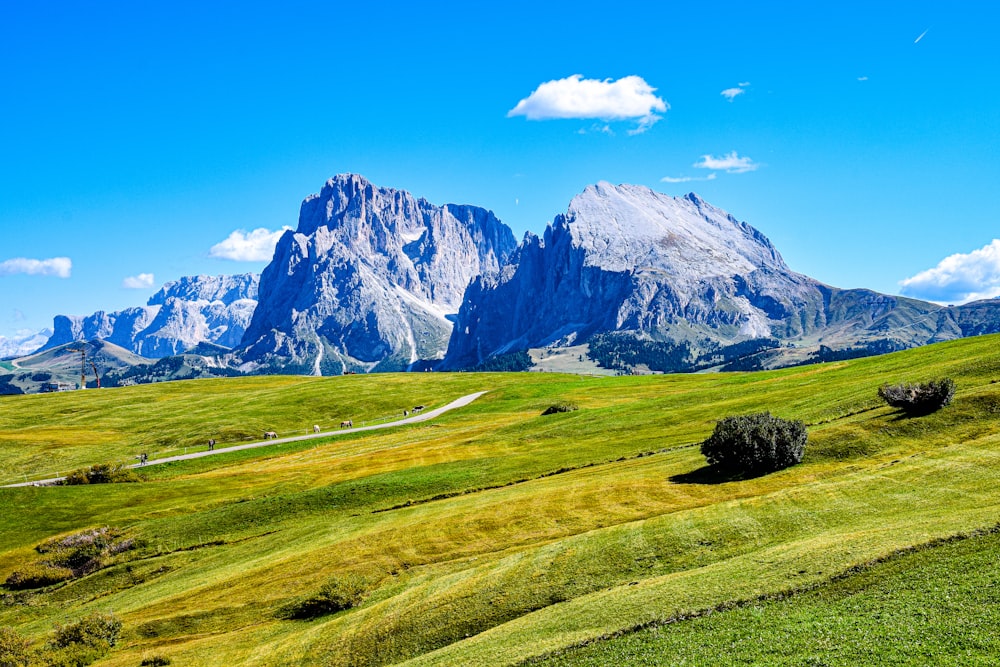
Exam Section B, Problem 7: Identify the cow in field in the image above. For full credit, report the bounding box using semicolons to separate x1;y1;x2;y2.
340;420;353;428
264;431;278;440
313;425;321;434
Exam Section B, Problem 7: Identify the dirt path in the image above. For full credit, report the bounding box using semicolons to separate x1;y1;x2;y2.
5;391;487;487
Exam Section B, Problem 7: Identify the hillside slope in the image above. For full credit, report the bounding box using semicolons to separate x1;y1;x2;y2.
0;335;999;665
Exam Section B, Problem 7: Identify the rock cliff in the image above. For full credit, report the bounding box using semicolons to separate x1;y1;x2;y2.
443;182;994;370
238;174;517;373
39;274;259;357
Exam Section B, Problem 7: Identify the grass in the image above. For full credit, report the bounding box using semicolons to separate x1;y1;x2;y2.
540;526;1000;666
0;334;998;665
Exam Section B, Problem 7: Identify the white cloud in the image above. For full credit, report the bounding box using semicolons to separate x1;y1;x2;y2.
209;227;291;262
508;74;668;133
721;87;745;101
660;173;717;183
857;76;869;81
693;151;760;173
122;272;155;289
0;257;72;278
738;81;751;87
899;239;1000;304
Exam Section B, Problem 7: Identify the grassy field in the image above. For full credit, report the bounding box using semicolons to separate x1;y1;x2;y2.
0;334;998;665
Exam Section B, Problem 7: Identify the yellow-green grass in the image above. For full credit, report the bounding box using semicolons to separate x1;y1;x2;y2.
0;335;998;666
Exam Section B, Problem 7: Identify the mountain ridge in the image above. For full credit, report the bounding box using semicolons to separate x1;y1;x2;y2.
37;273;259;358
443;181;1000;371
15;176;1000;383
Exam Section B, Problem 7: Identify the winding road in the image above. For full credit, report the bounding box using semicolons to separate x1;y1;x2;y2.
4;391;487;488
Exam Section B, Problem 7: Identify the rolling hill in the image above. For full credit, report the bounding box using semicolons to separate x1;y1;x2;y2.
1;334;999;665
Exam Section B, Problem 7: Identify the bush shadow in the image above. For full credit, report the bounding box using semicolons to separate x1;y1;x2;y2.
668;465;770;485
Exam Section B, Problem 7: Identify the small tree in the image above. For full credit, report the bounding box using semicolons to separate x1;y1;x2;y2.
878;378;955;415
701;412;807;474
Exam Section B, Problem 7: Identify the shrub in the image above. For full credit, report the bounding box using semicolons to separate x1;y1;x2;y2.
5;528;140;590
39;643;104;667
61;463;140;486
701;412;807;474
140;656;172;666
49;612;122;650
280;575;368;619
878;378;955;415
541;403;578;416
0;626;31;667
4;563;74;590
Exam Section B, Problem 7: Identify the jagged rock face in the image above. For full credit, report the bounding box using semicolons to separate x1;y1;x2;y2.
148;273;258;306
39;274;259;358
443;182;975;369
239;174;517;374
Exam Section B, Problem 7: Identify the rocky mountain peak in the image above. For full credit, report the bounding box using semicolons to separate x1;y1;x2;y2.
239;174;517;374
443;181;857;370
563;181;788;278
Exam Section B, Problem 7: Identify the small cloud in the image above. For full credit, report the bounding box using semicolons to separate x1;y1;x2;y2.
738;81;751;87
857;76;869;81
209;227;291;262
914;28;928;44
0;257;72;278
693;151;760;174
660;173;717;183
122;272;155;289
899;239;1000;304
508;74;668;134
721;87;745;102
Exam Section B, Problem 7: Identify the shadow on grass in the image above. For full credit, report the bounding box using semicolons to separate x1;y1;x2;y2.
668;465;770;485
889;407;942;422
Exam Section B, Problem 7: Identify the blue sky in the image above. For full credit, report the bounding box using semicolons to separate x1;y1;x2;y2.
2;1;999;342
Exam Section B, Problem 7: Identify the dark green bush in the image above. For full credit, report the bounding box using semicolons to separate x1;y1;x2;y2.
701;412;807;474
140;656;172;666
878;378;955;415
0;626;31;667
49;612;122;650
61;463;140;486
541;403;578;416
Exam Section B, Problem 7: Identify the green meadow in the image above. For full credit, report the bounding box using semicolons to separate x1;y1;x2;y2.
1;334;999;665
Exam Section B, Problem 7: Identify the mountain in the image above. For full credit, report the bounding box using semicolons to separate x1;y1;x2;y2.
0;339;150;394
237;174;517;374
38;273;259;358
443;182;1000;371
0;328;52;359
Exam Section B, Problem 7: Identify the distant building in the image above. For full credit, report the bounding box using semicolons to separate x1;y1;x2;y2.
40;382;74;393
